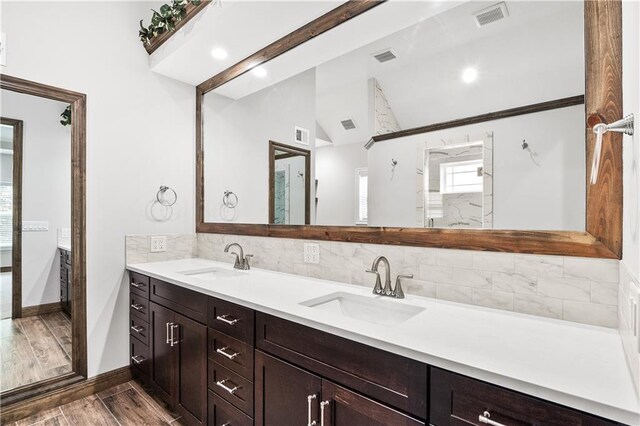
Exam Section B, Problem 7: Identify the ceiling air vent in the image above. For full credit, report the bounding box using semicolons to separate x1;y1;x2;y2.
473;2;509;27
373;49;397;63
341;119;357;130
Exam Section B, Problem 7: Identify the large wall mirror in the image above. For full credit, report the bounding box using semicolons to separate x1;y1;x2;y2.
0;75;86;409
197;0;622;259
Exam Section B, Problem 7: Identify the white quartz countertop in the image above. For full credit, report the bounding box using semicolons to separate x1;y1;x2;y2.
127;258;639;425
58;242;71;252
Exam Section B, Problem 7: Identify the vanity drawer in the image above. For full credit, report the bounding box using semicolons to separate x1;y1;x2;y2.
130;316;149;345
429;368;616;426
208;391;253;426
130;335;150;378
255;312;427;419
150;278;207;324
209;328;254;380
130;292;149;322
208;297;254;344
208;361;253;417
130;272;150;298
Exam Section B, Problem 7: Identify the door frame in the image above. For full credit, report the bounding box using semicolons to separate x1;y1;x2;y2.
0;74;87;406
0;116;23;319
268;140;311;225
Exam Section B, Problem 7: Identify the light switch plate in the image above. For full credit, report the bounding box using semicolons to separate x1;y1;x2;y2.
0;33;6;67
303;243;320;264
22;221;48;231
150;235;167;253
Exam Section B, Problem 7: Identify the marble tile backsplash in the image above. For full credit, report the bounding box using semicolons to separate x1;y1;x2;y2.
196;233;619;328
125;234;197;264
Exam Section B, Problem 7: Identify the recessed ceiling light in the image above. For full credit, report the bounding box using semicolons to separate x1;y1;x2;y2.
461;67;478;84
210;47;228;60
252;66;267;78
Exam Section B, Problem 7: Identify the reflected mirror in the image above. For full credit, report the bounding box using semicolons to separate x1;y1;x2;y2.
202;1;585;231
1;89;73;393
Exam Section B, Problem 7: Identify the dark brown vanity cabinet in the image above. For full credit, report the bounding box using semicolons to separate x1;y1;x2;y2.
59;248;72;315
255;350;424;426
128;272;621;426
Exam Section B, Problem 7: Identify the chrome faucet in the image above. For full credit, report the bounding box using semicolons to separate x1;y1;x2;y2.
224;243;253;270
365;256;412;299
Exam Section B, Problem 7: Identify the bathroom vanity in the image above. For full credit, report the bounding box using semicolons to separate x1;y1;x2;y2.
127;259;636;426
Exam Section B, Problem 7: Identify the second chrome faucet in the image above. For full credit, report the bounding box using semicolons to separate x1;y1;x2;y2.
365;256;413;299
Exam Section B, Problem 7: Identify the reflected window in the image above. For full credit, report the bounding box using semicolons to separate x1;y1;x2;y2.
356;168;368;225
440;160;483;194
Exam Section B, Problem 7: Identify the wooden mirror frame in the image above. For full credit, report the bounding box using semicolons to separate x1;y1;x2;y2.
196;0;623;259
269;141;312;225
0;74;87;406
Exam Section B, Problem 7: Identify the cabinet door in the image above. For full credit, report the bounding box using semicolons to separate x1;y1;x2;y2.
320;381;425;426
255;350;322;426
150;301;175;405
175;312;208;426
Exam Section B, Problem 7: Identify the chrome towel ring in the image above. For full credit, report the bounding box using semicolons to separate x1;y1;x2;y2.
223;190;238;208
157;185;177;207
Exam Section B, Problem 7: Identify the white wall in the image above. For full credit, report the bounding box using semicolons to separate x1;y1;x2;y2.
1;140;12;268
1;90;70;307
368;105;585;230
1;1;195;377
203;69;315;224
315;143;367;226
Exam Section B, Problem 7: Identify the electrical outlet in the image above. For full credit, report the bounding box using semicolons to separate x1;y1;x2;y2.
22;221;48;231
150;235;167;253
303;243;320;264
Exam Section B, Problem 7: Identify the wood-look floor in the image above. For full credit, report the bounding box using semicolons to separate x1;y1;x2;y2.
0;313;72;391
4;381;183;426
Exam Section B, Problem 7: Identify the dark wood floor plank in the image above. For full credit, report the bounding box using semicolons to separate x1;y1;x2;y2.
40;312;71;330
11;407;62;426
101;388;170;426
0;318;24;338
96;381;133;399
0;334;35;363
1;359;44;391
130;380;179;422
60;394;118;426
20;317;69;370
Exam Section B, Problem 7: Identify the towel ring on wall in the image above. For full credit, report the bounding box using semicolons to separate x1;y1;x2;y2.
223;190;238;208
157;185;177;207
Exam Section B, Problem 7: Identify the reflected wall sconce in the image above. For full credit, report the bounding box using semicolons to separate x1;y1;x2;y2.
590;114;634;184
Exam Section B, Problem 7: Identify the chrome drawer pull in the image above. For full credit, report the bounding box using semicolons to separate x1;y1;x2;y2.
131;282;145;289
170;324;179;346
307;394;317;426
216;379;240;395
131;355;145;365
479;411;506;426
131;303;145;312
130;325;144;333
216;314;239;326
320;400;330;426
216;347;240;360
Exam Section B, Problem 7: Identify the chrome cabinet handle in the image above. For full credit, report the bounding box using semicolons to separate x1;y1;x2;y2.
216;346;240;360
216;379;240;395
166;322;171;344
131;355;145;365
130;325;144;333
131;303;145;312
320;400;330;426
479;411;506;426
307;394;317;426
216;314;239;326
131;282;145;289
170;324;179;346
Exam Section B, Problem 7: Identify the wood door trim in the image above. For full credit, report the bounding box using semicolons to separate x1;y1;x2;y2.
0;74;88;399
1;116;23;318
21;301;63;317
195;1;623;259
268;141;311;225
0;367;132;424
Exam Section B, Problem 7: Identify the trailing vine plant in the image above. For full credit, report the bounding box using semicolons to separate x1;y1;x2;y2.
139;0;202;46
60;106;71;127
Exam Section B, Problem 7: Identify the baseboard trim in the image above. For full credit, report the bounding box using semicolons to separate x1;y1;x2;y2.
0;266;11;273
21;302;62;317
0;366;132;424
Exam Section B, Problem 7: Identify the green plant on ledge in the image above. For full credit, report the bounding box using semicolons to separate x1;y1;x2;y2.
60;105;71;127
139;0;202;46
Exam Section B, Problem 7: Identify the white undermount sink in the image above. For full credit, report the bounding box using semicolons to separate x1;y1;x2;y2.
300;292;424;326
179;267;246;281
